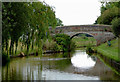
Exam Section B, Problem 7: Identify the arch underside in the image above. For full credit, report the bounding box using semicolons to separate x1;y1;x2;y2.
70;33;94;39
64;32;115;46
70;32;97;46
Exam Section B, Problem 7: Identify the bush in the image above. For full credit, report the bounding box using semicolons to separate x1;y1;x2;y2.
43;39;56;50
52;43;62;51
86;46;94;53
43;34;76;52
54;34;76;52
42;39;62;51
69;40;76;51
111;18;120;37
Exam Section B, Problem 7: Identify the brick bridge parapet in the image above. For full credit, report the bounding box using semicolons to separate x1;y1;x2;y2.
49;24;115;46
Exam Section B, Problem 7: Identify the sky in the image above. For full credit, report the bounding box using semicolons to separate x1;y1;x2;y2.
39;0;102;25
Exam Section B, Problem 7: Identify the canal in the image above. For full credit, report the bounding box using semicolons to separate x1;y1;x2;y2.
1;50;120;80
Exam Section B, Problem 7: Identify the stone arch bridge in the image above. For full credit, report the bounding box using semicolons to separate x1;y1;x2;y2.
49;25;115;45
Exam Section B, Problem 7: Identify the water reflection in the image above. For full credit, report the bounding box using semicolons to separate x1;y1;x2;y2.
41;70;99;80
0;67;1;82
1;50;120;80
71;50;96;69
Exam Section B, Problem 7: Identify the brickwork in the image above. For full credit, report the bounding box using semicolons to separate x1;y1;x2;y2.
49;25;115;46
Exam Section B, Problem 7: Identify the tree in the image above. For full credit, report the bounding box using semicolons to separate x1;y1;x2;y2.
100;2;120;14
2;2;57;56
2;2;30;55
97;6;120;25
111;18;120;37
95;2;120;25
56;18;63;26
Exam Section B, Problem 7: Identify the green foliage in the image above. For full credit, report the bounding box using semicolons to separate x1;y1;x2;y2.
111;18;120;37
95;2;120;25
86;46;94;53
2;2;57;56
52;43;62;51
2;2;30;55
100;2;120;14
69;40;76;51
54;34;76;52
97;6;120;25
56;18;64;26
96;2;120;38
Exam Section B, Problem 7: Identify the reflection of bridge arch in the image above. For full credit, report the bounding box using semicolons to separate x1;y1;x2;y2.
71;58;115;77
50;25;115;45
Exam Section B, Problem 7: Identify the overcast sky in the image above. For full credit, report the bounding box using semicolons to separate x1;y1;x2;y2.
39;0;102;25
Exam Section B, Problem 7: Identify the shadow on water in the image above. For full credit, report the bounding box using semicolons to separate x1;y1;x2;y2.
1;50;120;80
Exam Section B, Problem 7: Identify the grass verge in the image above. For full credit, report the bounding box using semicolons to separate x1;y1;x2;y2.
95;38;119;62
72;36;96;47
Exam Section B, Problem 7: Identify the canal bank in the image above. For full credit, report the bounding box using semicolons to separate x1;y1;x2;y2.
90;38;120;76
97;53;120;76
95;38;119;62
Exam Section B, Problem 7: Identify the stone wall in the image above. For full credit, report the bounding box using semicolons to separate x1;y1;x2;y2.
49;25;115;45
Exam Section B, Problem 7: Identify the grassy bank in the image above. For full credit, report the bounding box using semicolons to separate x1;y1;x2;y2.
72;36;96;47
96;38;119;62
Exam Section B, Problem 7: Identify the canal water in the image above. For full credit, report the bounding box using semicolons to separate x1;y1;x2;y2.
1;50;120;80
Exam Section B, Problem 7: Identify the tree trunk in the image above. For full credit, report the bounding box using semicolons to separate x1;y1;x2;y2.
15;40;18;55
9;39;14;56
32;40;34;50
27;33;30;55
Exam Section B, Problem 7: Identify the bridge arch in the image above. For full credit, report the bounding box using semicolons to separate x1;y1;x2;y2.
50;25;115;45
70;32;97;46
70;32;95;39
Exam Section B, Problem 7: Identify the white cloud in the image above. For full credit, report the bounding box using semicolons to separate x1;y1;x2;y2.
39;0;101;25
